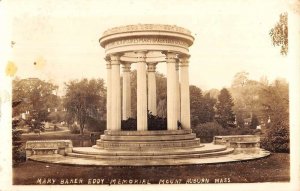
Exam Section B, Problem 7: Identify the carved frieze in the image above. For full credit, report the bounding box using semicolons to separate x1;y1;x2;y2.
105;37;189;50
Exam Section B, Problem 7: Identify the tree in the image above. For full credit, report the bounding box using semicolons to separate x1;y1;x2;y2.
190;86;216;125
12;78;59;131
270;12;288;55
216;88;235;128
259;79;289;152
259;78;289;125
128;70;168;118
190;85;204;126
202;93;217;122
250;114;259;129
156;72;167;117
230;72;264;128
64;78;106;135
231;71;249;88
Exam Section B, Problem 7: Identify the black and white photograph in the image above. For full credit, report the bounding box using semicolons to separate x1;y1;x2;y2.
0;0;299;191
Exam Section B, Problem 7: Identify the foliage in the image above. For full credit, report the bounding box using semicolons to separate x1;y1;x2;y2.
147;112;167;130
13;78;59;133
259;79;289;152
269;12;288;55
230;72;263;128
192;122;260;143
156;73;167;118
86;117;106;133
216;88;235;128
70;124;80;134
13;78;59;119
192;122;225;142
64;78;106;135
250;114;259;129
129;70;168;118
261;123;289;153
12;108;26;165
47;111;66;124
121;118;137;131
190;86;216;126
121;112;168;131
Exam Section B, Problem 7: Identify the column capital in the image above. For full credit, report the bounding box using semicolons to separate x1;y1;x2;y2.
163;51;177;63
179;56;190;67
122;62;131;72
135;51;147;62
105;57;111;69
147;62;157;72
110;54;122;65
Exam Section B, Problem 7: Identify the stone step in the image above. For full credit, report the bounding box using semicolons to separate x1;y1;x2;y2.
72;145;226;156
104;129;192;136
100;133;196;141
96;138;201;150
67;148;234;160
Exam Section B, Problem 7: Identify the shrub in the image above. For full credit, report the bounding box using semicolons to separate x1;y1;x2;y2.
121;118;137;131
192;122;260;143
261;123;289;153
86;117;106;133
70;124;80;134
193;122;225;139
147;112;167;130
121;112;168;131
12;119;26;165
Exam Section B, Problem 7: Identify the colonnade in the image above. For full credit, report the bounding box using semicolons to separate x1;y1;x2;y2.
106;51;190;131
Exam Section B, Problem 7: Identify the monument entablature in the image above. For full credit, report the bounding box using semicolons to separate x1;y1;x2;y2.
99;24;194;57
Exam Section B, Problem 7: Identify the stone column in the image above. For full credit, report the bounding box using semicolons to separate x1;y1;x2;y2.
180;56;191;129
136;51;148;131
110;54;121;131
147;63;157;116
175;59;180;122
165;52;178;130
105;57;112;130
122;63;131;120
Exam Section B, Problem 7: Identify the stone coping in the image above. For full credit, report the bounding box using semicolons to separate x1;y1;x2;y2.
104;129;192;136
214;135;260;143
214;135;259;138
73;144;224;156
100;133;196;141
26;140;73;149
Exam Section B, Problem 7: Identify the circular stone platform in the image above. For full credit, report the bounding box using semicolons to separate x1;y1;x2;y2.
26;131;270;166
27;143;270;166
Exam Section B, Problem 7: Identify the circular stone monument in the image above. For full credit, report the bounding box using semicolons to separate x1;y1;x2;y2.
26;24;270;166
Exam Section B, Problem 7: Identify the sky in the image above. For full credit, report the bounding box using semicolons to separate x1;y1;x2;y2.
6;0;289;95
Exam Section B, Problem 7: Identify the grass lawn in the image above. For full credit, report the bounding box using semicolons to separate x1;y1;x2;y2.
13;153;289;185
